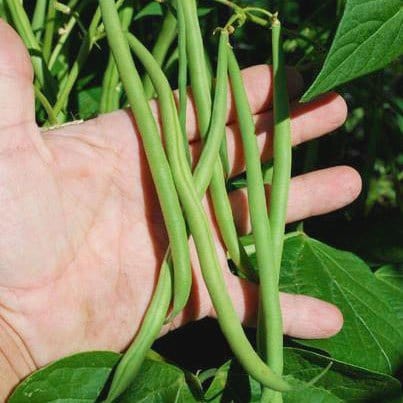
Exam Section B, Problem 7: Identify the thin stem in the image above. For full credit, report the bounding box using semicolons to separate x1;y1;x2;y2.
48;2;87;70
31;0;48;41
52;8;102;116
34;85;58;126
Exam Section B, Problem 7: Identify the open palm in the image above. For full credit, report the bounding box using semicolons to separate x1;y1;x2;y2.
0;21;361;397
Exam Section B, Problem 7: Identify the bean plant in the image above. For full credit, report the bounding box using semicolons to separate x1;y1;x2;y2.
2;0;402;402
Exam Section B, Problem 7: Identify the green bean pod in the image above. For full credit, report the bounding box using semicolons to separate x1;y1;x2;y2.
176;0;192;165
180;0;251;276
142;10;177;99
105;29;236;401
227;48;285;400
42;0;56;63
99;1;191;394
106;260;172;402
269;19;292;277
126;30;290;397
100;2;135;114
260;18;292;403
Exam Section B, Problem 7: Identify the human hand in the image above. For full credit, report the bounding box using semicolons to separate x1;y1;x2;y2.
0;20;361;398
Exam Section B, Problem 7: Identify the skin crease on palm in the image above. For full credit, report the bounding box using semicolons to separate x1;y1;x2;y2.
0;20;362;395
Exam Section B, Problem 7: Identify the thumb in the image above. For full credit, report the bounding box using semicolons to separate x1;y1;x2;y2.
0;19;35;129
224;274;344;339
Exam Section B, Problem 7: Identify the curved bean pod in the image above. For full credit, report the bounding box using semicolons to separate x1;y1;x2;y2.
180;0;250;276
126;30;290;396
227;47;285;398
99;3;191;399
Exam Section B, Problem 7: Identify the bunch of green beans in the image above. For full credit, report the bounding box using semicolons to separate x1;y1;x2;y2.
97;1;292;401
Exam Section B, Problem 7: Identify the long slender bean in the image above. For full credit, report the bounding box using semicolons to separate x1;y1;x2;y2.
99;57;120;114
99;3;191;391
142;10;177;99
176;0;191;165
43;0;56;63
181;0;248;275
228;48;285;400
106;260;172;403
104;28;234;402
100;2;135;114
269;19;292;277
260;18;292;403
126;30;290;398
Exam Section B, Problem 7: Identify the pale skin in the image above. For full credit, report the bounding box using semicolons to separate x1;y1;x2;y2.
0;21;362;399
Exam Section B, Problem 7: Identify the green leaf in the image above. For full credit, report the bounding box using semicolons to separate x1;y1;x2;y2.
9;351;202;403
134;3;163;21
278;233;403;374
8;351;120;402
375;264;403;322
302;0;403;102
77;86;102;120
197;7;213;17
117;358;202;402
205;348;401;402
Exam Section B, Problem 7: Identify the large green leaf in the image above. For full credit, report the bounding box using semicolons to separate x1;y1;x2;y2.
9;351;201;402
302;0;403;102
375;264;403;322
118;358;201;402
277;233;403;374
205;348;401;402
8;351;119;402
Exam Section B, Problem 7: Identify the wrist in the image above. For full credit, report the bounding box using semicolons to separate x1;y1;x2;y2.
0;316;36;400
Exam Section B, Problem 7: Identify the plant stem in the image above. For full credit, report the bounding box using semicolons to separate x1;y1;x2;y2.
34;85;58;126
31;0;48;41
48;2;87;70
52;8;101;117
142;10;177;99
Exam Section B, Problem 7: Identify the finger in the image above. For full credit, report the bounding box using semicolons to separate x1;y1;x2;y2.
224;274;344;339
191;92;348;178
0;20;35;129
176;65;304;142
230;166;362;234
98;65;303;142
